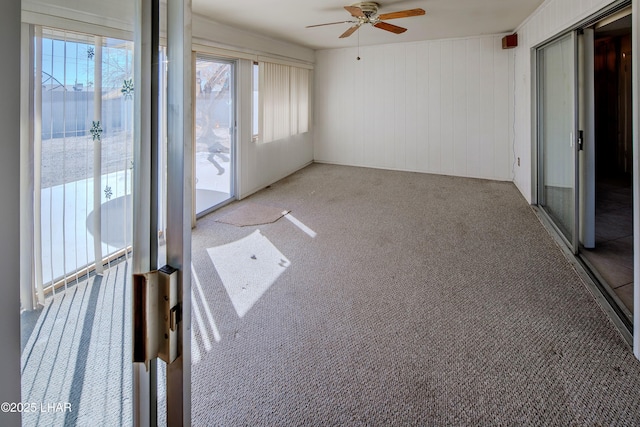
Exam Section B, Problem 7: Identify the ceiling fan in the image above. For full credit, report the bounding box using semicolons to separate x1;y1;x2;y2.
306;2;426;38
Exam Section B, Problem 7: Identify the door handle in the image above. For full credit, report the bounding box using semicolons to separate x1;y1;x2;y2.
133;265;180;368
577;130;584;151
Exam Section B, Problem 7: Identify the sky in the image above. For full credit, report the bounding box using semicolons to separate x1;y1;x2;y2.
41;33;133;90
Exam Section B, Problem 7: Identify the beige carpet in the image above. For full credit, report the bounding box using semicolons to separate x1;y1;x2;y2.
191;163;640;426
215;201;289;227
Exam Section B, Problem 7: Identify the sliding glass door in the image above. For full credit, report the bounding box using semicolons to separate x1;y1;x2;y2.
194;56;235;216
21;26;136;427
537;33;580;251
536;13;636;336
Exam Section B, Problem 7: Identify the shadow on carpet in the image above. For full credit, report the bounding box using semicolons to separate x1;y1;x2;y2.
215;201;289;227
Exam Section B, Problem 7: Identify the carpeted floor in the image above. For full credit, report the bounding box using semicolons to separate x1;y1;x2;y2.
21;261;132;427
190;163;640;426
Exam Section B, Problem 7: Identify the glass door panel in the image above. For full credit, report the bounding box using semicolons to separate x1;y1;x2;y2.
194;56;235;216
22;27;134;427
538;33;578;249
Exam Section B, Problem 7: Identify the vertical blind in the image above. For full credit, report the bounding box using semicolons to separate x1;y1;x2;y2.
259;62;310;143
290;66;309;136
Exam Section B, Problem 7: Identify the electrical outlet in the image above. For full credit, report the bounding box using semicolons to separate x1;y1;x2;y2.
517;157;520;166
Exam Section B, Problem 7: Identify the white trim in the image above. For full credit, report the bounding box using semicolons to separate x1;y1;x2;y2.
20;23;36;310
257;55;314;69
22;9;133;41
33;26;45;305
190;41;314;69
595;5;633;28
93;35;104;275
312;160;513;182
192;41;257;61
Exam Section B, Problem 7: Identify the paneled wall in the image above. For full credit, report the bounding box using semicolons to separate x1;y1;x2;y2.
512;0;618;202
314;35;514;181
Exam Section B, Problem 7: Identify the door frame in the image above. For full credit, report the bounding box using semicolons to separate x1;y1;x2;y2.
535;31;580;253
631;1;640;359
193;53;238;219
165;0;192;424
133;0;192;425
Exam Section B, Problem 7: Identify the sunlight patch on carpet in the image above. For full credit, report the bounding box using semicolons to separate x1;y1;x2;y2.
284;213;317;238
207;230;290;318
191;264;221;343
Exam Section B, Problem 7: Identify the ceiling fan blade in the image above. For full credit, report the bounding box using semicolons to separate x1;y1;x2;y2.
306;21;353;28
378;8;426;20
339;25;361;38
373;21;407;34
344;5;365;18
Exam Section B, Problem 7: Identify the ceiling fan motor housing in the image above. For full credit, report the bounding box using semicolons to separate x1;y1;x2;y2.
353;2;379;18
305;2;423;39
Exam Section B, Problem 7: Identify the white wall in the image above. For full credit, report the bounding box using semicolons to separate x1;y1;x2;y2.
1;0;22;425
314;35;514;181
513;0;619;202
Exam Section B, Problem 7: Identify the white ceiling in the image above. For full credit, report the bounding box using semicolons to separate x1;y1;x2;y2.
192;0;546;50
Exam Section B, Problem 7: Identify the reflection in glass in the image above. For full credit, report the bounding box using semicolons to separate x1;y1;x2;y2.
539;35;575;242
195;57;234;215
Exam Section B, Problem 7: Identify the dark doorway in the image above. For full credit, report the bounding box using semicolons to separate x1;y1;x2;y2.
582;13;634;315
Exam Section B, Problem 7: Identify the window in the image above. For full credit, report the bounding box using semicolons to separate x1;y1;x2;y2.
34;27;134;297
257;61;310;143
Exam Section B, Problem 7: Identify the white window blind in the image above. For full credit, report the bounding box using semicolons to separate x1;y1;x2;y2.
259;62;309;143
290;66;309;135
